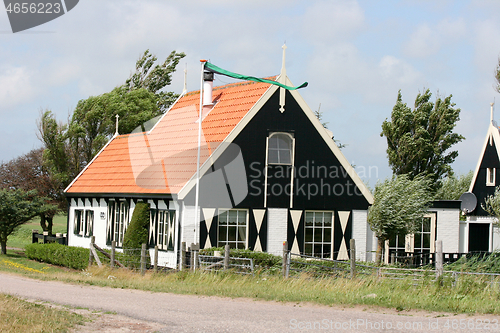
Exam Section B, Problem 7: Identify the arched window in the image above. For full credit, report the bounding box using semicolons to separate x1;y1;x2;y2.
267;133;293;165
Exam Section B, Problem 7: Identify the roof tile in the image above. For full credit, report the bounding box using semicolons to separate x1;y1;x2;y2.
66;78;273;195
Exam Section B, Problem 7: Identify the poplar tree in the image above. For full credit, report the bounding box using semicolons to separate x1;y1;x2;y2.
381;89;464;185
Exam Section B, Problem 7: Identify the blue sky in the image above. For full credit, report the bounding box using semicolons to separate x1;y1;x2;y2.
1;0;500;186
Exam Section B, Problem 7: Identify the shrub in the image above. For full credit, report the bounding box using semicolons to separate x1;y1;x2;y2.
122;202;150;268
25;243;88;270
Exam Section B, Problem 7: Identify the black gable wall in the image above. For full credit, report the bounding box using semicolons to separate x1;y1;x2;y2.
472;137;500;216
232;89;370;211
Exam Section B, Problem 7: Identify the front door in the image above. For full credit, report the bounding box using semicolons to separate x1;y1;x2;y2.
468;223;490;252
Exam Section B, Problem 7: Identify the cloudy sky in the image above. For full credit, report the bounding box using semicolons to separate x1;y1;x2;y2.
1;0;499;186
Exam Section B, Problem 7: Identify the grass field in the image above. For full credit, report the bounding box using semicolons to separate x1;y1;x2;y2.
7;215;67;249
0;293;87;333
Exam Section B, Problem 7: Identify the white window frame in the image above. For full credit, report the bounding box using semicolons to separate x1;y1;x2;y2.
74;209;83;236
153;209;176;251
267;133;294;165
217;209;248;249
304;211;334;259
74;209;94;237
487;168;495;186
264;132;296;208
107;200;129;247
385;213;436;264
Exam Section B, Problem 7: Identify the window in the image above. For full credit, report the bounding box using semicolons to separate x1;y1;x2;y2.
487;168;495;186
217;209;247;249
152;209;176;251
106;201;129;247
387;233;406;257
385;214;436;264
74;209;93;237
414;217;432;253
304;211;333;259
74;210;83;236
268;133;293;165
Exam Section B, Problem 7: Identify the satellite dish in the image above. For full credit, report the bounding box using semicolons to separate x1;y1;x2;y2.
459;192;477;214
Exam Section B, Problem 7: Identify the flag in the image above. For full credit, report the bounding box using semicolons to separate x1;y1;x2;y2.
204;62;308;90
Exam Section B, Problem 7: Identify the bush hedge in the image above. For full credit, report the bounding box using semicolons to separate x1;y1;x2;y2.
122;202;150;268
25;243;88;270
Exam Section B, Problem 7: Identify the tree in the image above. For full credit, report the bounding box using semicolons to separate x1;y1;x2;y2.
40;50;185;172
381;89;464;185
124;49;186;112
68;87;159;164
0;189;54;254
482;187;500;225
0;148;62;234
367;174;432;263
434;171;473;200
37;110;80;188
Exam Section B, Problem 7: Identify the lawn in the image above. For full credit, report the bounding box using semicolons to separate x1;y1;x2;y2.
7;215;67;250
0;293;87;333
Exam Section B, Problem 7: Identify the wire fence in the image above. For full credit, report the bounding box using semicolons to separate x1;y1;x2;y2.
198;255;254;275
87;238;500;288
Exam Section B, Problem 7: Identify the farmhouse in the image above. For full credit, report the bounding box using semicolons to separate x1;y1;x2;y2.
64;49;375;268
465;103;500;252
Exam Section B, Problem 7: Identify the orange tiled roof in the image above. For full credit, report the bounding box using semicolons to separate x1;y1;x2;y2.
66;79;274;195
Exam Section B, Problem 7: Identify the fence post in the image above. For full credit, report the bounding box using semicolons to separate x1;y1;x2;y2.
350;239;356;279
282;241;288;278
32;230;38;244
154;245;158;273
435;240;443;281
89;236;95;267
190;243;200;271
224;244;230;270
140;243;147;276
110;241;116;269
180;242;186;271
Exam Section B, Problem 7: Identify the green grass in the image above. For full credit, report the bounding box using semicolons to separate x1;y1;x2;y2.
0;293;87;333
2;247;500;316
7;215;67;249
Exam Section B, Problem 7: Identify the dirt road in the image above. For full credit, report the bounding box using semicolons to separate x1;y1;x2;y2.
1;272;499;332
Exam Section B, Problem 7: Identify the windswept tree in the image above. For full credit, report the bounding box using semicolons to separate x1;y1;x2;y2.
37;110;80;188
124;49;186;112
0;148;62;235
482;187;500;225
40;49;185;173
434;171;473;200
381;89;464;186
68;86;159;164
0;189;54;254
368;174;432;263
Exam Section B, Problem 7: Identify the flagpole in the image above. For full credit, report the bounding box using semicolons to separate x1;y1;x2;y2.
194;60;206;269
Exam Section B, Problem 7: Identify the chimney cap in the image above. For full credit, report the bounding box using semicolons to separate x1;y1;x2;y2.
203;71;214;82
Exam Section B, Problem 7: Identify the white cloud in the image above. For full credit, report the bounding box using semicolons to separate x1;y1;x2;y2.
302;0;365;43
378;55;421;85
403;18;466;58
0;66;36;108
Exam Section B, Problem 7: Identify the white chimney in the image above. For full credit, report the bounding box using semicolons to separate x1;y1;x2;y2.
203;71;214;106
